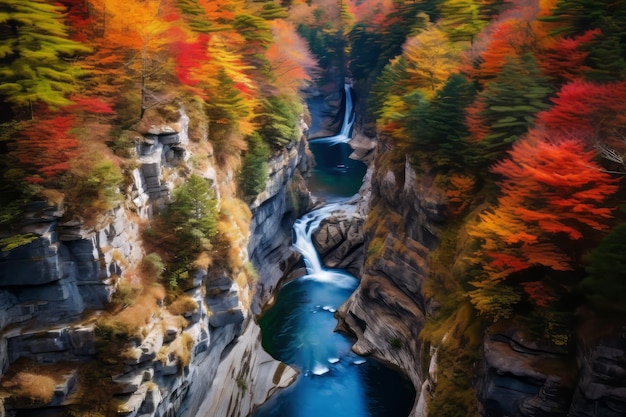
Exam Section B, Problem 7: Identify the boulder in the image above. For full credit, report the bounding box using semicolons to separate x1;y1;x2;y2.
313;211;365;276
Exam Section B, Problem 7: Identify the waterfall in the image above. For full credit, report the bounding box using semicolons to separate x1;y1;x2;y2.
308;84;354;145
292;204;339;275
292;204;355;289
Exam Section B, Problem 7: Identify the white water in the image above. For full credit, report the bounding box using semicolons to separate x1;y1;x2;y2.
308;84;354;145
292;204;357;289
292;204;338;274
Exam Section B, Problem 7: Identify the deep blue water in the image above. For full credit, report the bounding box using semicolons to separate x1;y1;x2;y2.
252;272;415;417
307;142;367;202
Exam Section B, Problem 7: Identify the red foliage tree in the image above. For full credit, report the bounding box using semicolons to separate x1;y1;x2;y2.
537;79;626;142
537;29;601;82
468;129;619;314
16;115;80;182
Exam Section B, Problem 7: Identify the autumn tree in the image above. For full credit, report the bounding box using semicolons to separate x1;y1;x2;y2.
468;130;619;318
88;0;178;120
464;16;536;85
265;19;318;96
533;79;626;172
13;115;80;183
0;0;91;119
402;23;460;97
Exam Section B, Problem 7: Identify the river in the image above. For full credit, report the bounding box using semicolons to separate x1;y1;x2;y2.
251;85;415;417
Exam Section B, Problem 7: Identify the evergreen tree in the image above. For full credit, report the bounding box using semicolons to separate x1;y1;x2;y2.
583;221;626;312
254;95;299;148
169;174;218;252
439;0;488;44
467;54;552;167
403;73;475;169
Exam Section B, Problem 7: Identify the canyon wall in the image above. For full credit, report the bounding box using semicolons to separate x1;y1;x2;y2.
322;134;446;416
319;131;626;417
0;109;312;417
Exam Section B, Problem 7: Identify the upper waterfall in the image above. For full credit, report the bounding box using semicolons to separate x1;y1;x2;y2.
308;84;354;145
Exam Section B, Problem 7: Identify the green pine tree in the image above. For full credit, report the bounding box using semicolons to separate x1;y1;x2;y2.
239;132;270;197
169;174;218;253
471;54;552;167
583;221;626;312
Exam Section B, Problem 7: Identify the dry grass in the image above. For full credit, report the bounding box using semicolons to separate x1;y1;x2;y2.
193;251;213;269
220;197;252;236
99;281;164;342
158;332;195;369
40;188;65;208
6;373;55;404
162;312;189;332
0;359;76;406
217;216;246;272
167;295;198;316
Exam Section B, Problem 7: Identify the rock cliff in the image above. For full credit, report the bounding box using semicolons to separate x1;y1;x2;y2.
0;107;310;417
249;135;315;313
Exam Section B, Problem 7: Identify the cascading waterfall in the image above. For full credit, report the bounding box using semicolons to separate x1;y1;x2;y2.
292;204;356;288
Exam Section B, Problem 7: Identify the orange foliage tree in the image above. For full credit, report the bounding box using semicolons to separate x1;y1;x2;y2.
265;19;318;96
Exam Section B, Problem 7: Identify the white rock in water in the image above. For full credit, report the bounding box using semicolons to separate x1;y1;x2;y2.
352;359;366;365
312;363;330;375
328;357;340;364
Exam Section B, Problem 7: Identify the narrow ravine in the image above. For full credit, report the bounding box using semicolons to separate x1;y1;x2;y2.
251;85;415;417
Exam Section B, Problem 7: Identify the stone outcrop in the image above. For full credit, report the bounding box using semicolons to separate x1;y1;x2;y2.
476;327;576;417
312;200;365;277
569;337;626;416
192;321;297;417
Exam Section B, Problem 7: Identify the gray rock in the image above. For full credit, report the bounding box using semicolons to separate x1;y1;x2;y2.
68;325;96;355
159;133;180;145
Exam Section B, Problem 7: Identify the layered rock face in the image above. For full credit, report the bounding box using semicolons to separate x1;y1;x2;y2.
0;109;308;417
249;133;315;312
477;317;626;417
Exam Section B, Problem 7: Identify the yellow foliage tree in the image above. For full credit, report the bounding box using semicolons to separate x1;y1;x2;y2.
402;23;460;97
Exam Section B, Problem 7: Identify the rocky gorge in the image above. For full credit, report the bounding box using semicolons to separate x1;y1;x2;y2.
1;86;625;417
